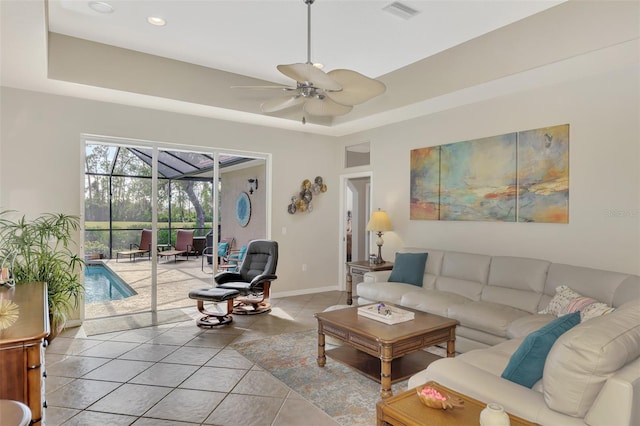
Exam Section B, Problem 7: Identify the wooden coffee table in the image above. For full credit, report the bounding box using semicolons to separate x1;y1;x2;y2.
376;381;539;426
314;304;458;398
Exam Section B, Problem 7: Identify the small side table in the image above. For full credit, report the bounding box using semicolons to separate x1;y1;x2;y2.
376;381;539;426
346;260;394;305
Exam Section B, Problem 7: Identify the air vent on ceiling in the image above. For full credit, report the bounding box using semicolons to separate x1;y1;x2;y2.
383;2;420;20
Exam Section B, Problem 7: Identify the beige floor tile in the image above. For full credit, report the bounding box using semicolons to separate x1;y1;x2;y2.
78;340;141;358
204;348;253;369
46;337;104;355
129;362;199;387
44;406;81;426
88;383;172;416
132;418;200;426
203;393;284;426
46;378;121;410
160;346;220;366
47;355;111;378
82;359;154;382
272;397;340;426
117;343;179;361
146;330;201;346
61;411;137;426
45;375;75;395
109;328;168;343
144;388;225;423
184;332;237;348
179;366;247;393
231;370;290;398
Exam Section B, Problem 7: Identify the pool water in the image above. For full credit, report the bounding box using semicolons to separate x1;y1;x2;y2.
84;263;137;303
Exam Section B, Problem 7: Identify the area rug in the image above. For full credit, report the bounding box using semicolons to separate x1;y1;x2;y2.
232;330;445;425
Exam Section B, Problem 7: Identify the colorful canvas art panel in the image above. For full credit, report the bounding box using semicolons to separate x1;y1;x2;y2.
410;146;440;220
409;124;569;223
440;134;517;221
517;124;569;223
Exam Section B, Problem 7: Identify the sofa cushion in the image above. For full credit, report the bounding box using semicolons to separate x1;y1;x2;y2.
541;285;615;321
388;252;428;287
447;301;531;337
441;251;491;284
501;311;580;388
507;314;555;339
356;281;415;305
401;248;444;276
400;289;472;318
543;298;640;417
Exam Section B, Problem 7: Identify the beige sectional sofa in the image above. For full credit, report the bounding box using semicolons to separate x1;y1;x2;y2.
357;248;640;425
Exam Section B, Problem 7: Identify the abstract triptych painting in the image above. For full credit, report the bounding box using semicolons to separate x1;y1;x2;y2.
410;124;569;223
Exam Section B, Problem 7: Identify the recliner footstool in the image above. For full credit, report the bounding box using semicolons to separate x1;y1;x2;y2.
189;287;240;327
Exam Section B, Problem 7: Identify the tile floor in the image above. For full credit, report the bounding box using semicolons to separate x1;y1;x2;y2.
45;291;350;426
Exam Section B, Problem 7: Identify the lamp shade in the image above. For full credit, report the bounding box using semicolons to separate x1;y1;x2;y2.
366;209;393;232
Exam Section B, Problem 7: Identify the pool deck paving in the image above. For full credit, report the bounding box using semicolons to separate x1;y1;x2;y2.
84;256;215;320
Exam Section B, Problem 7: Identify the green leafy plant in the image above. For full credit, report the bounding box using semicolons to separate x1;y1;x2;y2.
0;211;84;332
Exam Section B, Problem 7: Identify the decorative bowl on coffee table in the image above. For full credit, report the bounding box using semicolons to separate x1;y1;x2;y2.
417;384;465;410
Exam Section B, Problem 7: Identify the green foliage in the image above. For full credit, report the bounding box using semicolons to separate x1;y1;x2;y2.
0;211;84;330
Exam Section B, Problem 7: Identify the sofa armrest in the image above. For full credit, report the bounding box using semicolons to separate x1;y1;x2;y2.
410;358;586;425
585;357;640;426
364;270;392;283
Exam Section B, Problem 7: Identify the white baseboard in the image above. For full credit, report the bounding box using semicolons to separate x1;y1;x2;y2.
272;285;339;299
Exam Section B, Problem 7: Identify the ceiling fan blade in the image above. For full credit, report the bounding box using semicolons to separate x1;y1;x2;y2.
303;97;353;117
277;63;341;91
325;69;386;105
231;85;296;90
261;95;305;113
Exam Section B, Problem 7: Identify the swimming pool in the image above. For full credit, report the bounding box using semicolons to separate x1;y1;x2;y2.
84;262;137;303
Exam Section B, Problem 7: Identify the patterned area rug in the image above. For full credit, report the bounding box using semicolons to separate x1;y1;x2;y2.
232;330;445;425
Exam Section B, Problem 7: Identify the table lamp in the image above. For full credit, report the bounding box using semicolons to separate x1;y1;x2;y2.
366;209;393;264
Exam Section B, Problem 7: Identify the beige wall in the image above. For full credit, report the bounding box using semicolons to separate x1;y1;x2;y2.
0;88;343;300
220;163;267;249
339;64;640;275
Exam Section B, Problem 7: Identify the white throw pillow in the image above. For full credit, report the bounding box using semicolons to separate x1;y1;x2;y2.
539;285;614;321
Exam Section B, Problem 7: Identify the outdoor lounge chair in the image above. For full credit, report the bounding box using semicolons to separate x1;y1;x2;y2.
116;229;152;262
218;245;247;272
201;241;232;272
188;240;278;326
158;229;194;262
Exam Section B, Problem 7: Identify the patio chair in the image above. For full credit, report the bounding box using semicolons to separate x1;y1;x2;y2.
116;229;152;262
158;229;194;262
189;240;278;326
218;245;247;272
201;241;231;272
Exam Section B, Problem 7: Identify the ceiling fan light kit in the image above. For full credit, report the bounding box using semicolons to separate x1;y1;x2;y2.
251;0;386;122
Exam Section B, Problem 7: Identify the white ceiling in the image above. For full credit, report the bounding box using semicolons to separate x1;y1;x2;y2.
1;0;573;135
48;0;562;86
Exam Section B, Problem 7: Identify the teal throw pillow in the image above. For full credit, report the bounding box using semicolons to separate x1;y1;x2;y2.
501;311;581;388
388;252;428;287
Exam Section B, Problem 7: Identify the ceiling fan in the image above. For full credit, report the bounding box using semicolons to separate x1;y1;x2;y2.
238;0;386;122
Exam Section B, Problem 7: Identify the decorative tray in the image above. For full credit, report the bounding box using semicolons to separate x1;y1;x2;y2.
357;303;415;325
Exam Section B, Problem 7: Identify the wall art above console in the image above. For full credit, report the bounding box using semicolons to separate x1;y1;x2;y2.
410;124;569;223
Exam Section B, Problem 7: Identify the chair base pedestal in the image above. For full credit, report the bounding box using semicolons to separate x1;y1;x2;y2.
189;288;240;327
232;301;271;315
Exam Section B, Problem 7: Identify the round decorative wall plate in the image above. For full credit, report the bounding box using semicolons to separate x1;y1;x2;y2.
236;192;251;227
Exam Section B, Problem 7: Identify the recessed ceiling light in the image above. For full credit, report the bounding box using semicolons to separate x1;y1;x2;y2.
147;16;167;27
88;1;114;14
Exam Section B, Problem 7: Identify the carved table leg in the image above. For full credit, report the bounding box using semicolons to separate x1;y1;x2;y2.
346;270;353;305
317;324;326;367
380;344;393;398
447;328;456;357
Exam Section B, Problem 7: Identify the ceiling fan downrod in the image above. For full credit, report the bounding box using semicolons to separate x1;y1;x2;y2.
305;0;315;65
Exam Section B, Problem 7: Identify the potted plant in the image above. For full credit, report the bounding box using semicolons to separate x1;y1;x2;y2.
0;211;84;338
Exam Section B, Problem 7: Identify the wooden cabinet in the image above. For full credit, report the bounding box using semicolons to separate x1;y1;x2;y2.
0;282;49;425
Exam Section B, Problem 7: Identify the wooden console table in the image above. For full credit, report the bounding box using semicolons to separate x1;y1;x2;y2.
346;261;394;305
376;381;539;426
0;282;49;426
